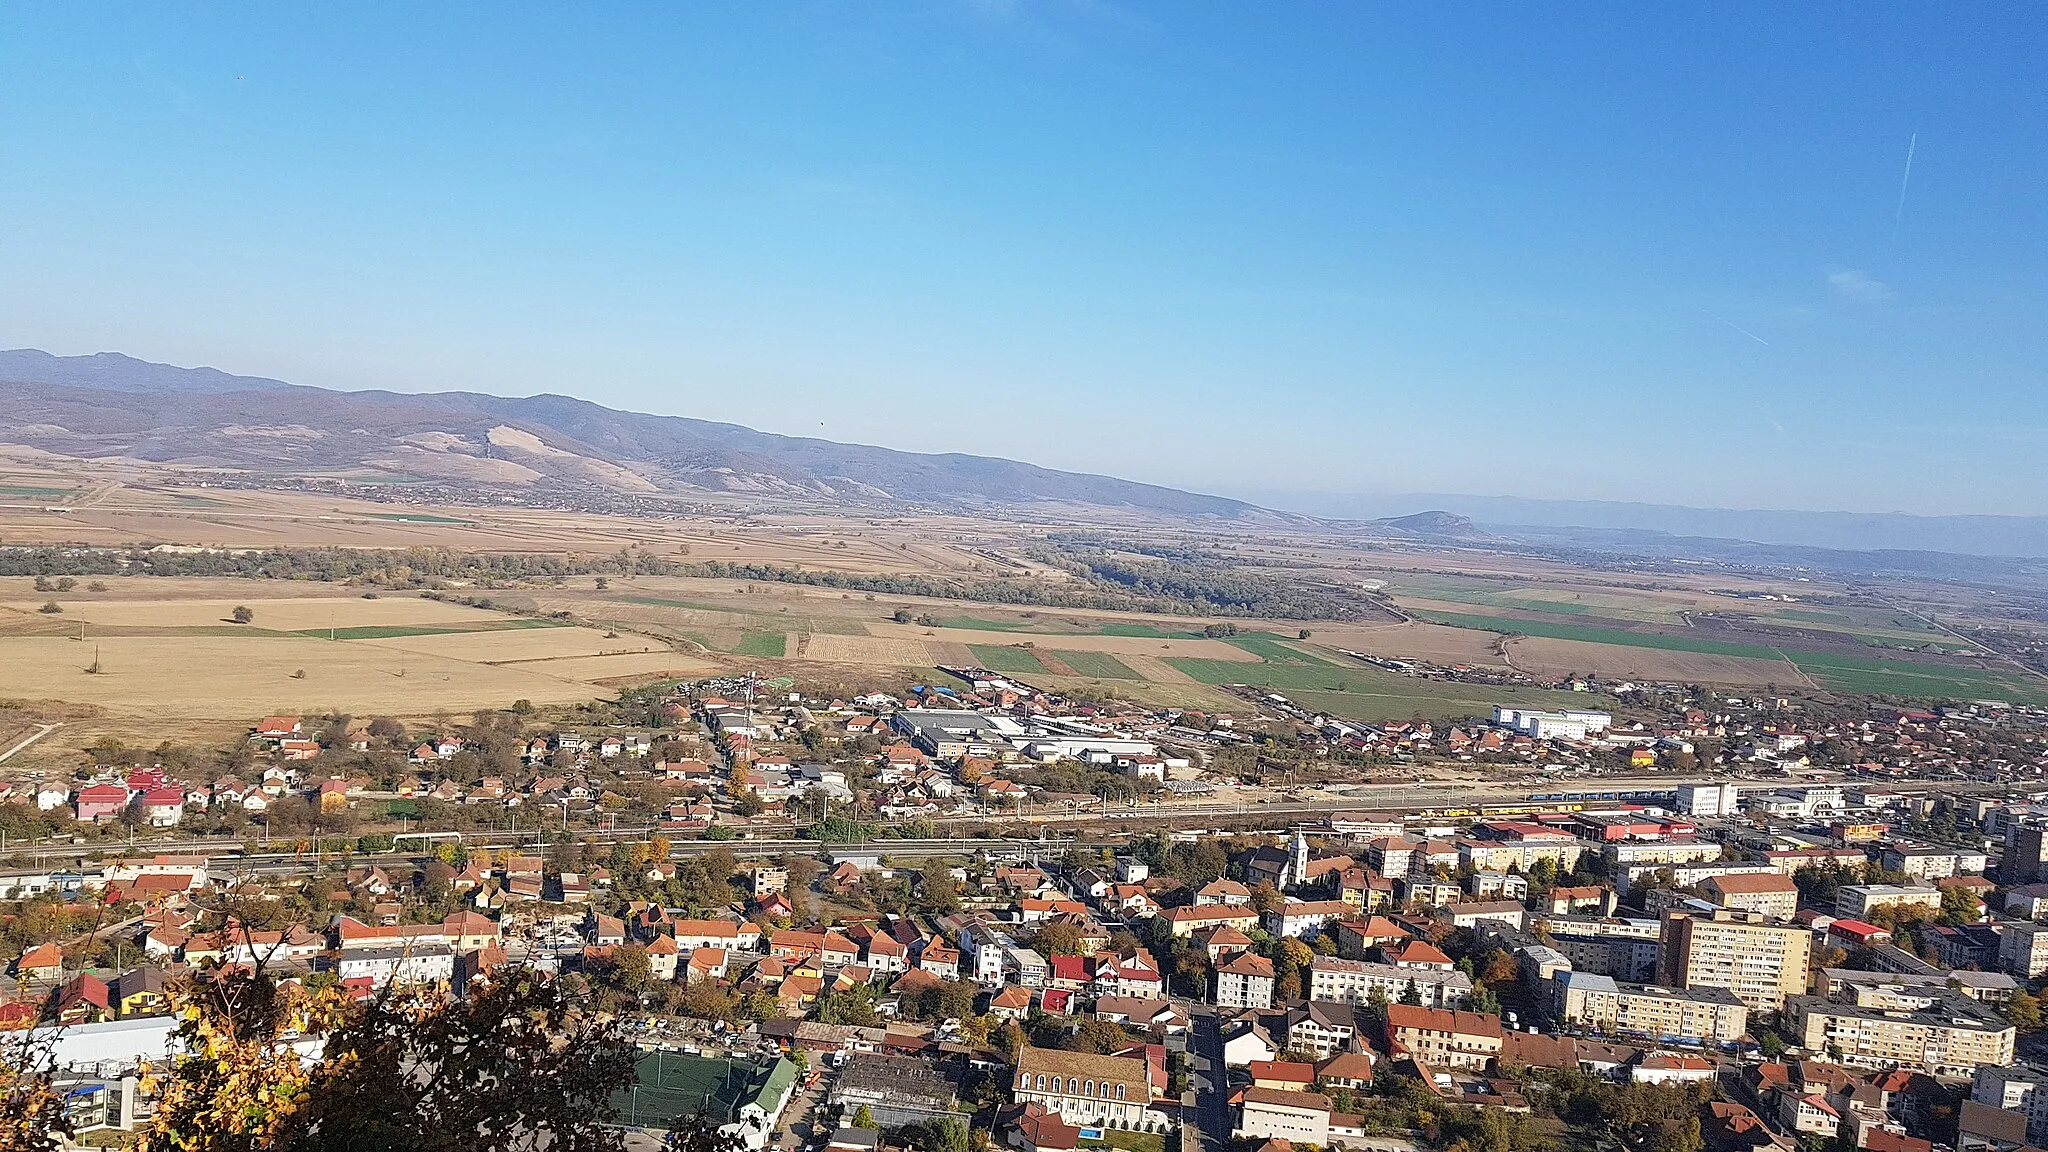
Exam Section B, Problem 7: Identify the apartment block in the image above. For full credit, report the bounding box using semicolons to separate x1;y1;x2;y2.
1786;994;2014;1078
1549;971;1749;1044
1307;958;1471;1010
1659;907;1811;1011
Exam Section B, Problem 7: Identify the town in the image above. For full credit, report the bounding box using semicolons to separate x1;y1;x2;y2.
9;663;2048;1152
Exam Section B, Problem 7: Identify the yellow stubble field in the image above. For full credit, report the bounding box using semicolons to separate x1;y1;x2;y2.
0;634;618;719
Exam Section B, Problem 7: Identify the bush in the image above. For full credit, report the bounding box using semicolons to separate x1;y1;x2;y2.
231;605;255;624
37;601;60;614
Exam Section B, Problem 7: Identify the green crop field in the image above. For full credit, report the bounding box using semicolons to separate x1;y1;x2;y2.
608;594;740;613
1753;606;1959;647
1164;654;1606;721
1166;657;1381;692
933;615;1107;633
937;616;1224;639
1413;610;1789;661
933;616;1035;632
364;512;475;524
1787;651;2048;703
733;630;788;658
1282;686;1600;723
1091;622;1208;639
0;484;75;498
289;619;569;640
1220;635;1332;663
1419;607;2044;705
1051;650;1141;678
969;644;1050;674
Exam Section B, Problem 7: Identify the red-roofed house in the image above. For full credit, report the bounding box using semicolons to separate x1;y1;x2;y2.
74;784;129;823
138;787;186;828
13;944;63;981
1384;1003;1503;1070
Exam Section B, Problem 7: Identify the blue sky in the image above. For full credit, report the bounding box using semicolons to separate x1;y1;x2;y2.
2;4;2044;516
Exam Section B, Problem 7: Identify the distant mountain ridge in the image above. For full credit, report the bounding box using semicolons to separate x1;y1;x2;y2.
0;349;295;395
1236;487;2048;561
0;349;1261;517
1377;510;1481;537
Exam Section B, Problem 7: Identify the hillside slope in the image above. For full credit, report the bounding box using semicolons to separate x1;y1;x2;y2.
0;350;1257;517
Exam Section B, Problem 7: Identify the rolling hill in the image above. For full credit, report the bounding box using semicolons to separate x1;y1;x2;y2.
0;349;1260;517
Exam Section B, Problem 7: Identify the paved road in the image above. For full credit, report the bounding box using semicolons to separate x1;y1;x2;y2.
1185;1009;1232;1152
772;1069;833;1152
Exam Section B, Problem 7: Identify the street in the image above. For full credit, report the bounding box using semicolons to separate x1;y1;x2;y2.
1185;1008;1231;1152
772;1067;834;1152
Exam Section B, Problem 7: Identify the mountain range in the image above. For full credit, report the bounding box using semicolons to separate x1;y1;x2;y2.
0;349;1259;518
7;350;2043;577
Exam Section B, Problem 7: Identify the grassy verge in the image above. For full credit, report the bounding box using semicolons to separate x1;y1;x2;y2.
1084;1133;1165;1152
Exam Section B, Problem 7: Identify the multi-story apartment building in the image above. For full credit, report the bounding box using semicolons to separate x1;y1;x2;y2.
1458;839;1590;874
2000;918;2048;978
1279;1001;1367;1059
1659;907;1812;1011
2004;820;2048;885
1835;884;1943;920
1541;916;1662;982
1699;872;1800;920
1364;835;1421;880
1548;971;1748;1044
1618;861;1781;896
1606;839;1726;870
1382;1003;1503;1071
1213;952;1276;1011
1882;842;1986;880
1263;900;1356;939
1234;1089;1332;1148
1785;994;2015;1078
1306;958;1472;1010
1972;1063;2048;1147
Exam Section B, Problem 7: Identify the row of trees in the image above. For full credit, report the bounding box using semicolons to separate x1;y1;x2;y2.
0;544;680;583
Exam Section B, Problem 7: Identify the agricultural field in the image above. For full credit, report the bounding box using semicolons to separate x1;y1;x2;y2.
1787;650;2048;703
1505;637;1803;687
1;453;2039;721
967;645;1049;675
0;593;506;633
732;630;788;658
1408;610;1789;660
343;625;661;664
1159;637;1610;722
0;579;715;736
1047;650;1142;679
1299;621;1510;666
0;634;666;719
1414;606;2048;704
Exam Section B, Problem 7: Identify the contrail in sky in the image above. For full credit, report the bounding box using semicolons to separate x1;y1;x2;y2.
1894;132;1917;236
1702;309;1770;346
